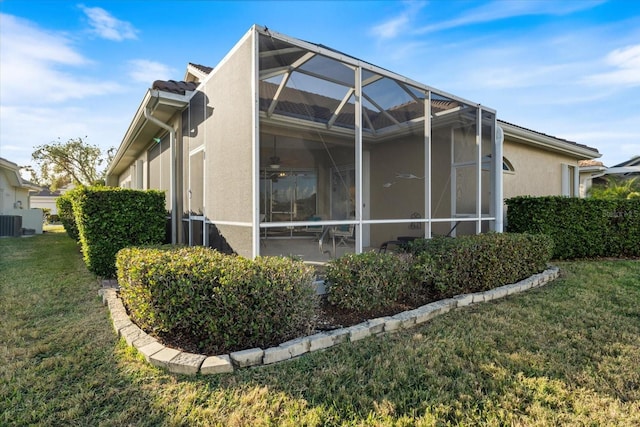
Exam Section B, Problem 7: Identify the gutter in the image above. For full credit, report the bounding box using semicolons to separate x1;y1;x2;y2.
106;90;153;179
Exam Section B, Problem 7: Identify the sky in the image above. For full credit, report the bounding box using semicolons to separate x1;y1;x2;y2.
1;0;639;173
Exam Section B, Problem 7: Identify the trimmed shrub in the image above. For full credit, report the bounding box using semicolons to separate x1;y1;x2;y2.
56;187;82;242
117;246;317;354
506;196;640;259
325;251;418;312
406;233;554;296
73;187;166;277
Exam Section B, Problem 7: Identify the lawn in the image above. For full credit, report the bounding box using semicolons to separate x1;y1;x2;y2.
1;231;639;426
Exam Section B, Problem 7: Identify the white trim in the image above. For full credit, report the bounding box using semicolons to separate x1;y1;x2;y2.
252;27;261;258
493;122;504;232
476;108;482;234
355;65;363;253
210;220;253;227
425;90;432;239
450;127;456;236
194;26;256;94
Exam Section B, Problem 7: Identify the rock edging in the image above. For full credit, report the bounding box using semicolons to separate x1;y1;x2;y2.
99;266;560;375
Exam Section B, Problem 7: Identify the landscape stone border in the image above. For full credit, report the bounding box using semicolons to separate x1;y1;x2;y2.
99;266;560;375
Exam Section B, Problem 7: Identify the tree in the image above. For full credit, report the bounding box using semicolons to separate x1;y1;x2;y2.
588;175;640;199
31;137;115;190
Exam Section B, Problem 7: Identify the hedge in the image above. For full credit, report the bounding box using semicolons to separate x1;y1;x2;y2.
116;246;317;354
325;252;419;312
56;187;82;242
405;233;554;296
506;196;640;259
72;187;166;277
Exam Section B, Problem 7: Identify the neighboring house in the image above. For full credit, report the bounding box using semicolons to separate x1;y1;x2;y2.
609;156;640;177
578;159;607;197
579;156;640;197
30;185;75;216
30;187;62;215
498;121;601;199
0;157;42;235
106;25;506;262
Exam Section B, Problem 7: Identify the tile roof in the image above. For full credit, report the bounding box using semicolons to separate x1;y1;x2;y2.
152;80;198;95
259;81;464;133
32;187;61;197
578;159;605;167
188;63;213;74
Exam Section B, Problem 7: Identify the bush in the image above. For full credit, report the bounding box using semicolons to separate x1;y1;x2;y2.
506;196;640;259
117;246;318;354
73;187;166;277
56;187;82;242
406;233;554;296
325;251;418;312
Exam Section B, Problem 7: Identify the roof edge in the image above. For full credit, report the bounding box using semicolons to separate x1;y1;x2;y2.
499;120;601;160
106;90;190;178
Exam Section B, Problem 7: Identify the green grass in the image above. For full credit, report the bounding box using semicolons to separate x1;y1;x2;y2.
1;232;639;426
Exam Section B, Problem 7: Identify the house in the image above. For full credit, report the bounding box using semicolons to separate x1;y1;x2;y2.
609;156;640;177
0;157;42;236
30;185;75;216
498;121;600;199
579;156;640;197
578;159;607;197
106;25;597;262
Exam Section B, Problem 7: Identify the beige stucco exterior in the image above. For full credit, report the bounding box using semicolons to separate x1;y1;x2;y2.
0;157;42;234
503;139;578;199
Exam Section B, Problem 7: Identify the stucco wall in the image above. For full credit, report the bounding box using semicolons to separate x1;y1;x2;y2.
0;169;31;214
201;33;254;257
503;139;578;199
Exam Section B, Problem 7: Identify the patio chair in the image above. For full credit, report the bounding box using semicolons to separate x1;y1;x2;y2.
330;223;355;256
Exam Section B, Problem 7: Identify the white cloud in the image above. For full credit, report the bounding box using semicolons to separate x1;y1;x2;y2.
415;0;605;35
79;4;138;41
0;13;123;105
0;103;129;167
583;44;640;87
0;14;86;65
370;1;426;39
371;15;409;39
128;59;176;84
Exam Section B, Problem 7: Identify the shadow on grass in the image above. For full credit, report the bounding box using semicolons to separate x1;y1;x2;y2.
2;233;639;425
167;261;640;425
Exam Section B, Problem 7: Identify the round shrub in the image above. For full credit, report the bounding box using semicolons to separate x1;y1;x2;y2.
117;246;318;354
325;251;417;313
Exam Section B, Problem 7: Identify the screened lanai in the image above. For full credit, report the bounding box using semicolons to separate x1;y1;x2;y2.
254;27;502;262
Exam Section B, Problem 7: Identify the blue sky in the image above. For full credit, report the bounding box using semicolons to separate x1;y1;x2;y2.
1;0;639;171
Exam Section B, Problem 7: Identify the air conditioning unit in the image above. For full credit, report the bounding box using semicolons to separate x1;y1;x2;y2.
0;215;22;237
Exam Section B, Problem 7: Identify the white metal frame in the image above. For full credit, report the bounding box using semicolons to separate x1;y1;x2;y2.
188;145;206;246
251;25;500;258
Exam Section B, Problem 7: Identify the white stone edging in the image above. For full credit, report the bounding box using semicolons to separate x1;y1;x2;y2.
99;266;560;376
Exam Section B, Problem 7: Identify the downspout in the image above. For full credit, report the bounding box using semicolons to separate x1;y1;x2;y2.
144;106;178;245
